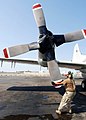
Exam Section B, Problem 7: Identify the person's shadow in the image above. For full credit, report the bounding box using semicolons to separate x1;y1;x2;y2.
0;114;72;120
72;85;86;113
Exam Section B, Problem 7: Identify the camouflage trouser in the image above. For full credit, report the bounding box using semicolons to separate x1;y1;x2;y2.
58;91;76;112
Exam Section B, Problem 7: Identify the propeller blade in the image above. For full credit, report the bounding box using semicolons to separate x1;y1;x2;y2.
47;60;63;88
32;3;47;35
3;42;39;58
64;29;86;42
52;29;86;47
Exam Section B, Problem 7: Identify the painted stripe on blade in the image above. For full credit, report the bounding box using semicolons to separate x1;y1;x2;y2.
32;3;41;9
55;85;62;88
82;29;86;38
3;48;9;58
83;29;86;36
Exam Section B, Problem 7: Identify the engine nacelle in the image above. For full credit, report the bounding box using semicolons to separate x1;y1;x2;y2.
81;68;86;73
82;73;86;79
80;69;86;78
38;59;47;67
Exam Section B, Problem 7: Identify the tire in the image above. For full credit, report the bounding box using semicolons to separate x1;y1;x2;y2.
81;80;86;90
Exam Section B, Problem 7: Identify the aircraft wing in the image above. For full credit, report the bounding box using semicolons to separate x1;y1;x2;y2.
0;57;85;70
0;57;38;67
57;60;85;70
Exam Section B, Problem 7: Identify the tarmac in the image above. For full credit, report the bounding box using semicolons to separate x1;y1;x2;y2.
0;72;86;120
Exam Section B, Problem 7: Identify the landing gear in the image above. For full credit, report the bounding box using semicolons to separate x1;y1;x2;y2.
81;80;86;90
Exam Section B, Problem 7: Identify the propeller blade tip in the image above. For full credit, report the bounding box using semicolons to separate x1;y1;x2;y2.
3;48;10;58
82;29;86;38
32;3;41;10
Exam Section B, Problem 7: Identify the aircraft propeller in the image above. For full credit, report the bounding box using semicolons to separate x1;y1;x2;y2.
3;3;86;88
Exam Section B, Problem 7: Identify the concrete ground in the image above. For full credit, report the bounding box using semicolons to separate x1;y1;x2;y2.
0;72;86;120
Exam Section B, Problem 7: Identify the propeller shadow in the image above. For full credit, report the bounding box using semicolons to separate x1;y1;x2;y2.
72;92;86;114
7;86;65;95
0;113;74;120
0;114;56;120
7;84;85;92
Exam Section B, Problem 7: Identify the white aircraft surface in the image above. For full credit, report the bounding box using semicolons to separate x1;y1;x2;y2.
1;3;86;90
0;44;86;89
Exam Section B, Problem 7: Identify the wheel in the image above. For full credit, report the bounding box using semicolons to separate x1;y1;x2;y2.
81;80;86;90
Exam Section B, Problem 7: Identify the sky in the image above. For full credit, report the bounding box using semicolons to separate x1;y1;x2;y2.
0;0;86;72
